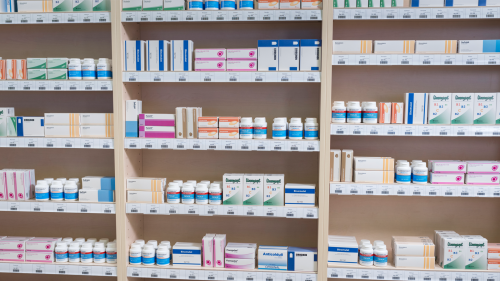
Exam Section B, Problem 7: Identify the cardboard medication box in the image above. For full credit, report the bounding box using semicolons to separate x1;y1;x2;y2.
405;93;429;124
143;0;163;10
465;174;499;185
226;60;257;71
223;173;244;205
354;171;394;183
445;0;480;6
392;102;404;123
374;40;415;54
258;0;280;9
496;94;500;124
127;190;164;203
328;240;358;264
302;0;322;8
198;117;218;127
17;117;44;137
288;247;317;271
139;126;174;138
202;234;215;267
227;49;257;60
82;176;115;190
330;149;341;182
285;183;315;206
73;0;92;11
80;125;114;138
440;236;465;269
123;0;143;10
432;161;467;173
44;125;80;137
379;102;391;123
214;234;226;268
164;0;185;10
195;60;226;71
186;107;201;139
473;93;496;124
258;40;279;71
459;40;500;53
25;251;54;263
225;258;255;269
264;174;285;206
195;49;226;60
81;113;113;126
93;0;111;11
353;157;394;171
242;174;263;206
428;93;451;124
146;40;169;71
78;189;114;202
126;100;142;137
394;256;436;269
47;58;68;69
430;173;464;184
225;242;257;258
139;114;174;127
412;0;444;6
171;40;194;72
44;113;80;125
0;251;25;262
280;0;300;8
393;240;435;256
464;236;488;270
488;243;500;259
54;0;73;11
219;128;238;139
198;128;218;139
467;161;500;174
300;39;321;71
127;177;166;191
172;243;202;266
47;69;67;80
332;41;372;54
279;39;300;71
415;40;457;53
27;69;47;80
452;93;474;124
219;117;240;128
125;40;145;71
27;58;46;69
341;149;353;182
258;246;288;271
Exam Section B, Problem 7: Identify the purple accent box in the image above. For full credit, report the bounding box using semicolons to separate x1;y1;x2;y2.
139;114;175;127
139;126;175;138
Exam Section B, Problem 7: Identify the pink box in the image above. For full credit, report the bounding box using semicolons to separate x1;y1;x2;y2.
227;49;258;60
26;240;58;251
467;161;500;174
195;49;226;60
202;234;215;267
0;239;30;251
5;169;35;201
466;174;500;185
431;161;467;174
139;114;175;127
430;173;464;185
0;250;25;262
139;126;175;138
25;251;54;263
195;60;226;71
226;60;257;71
214;234;226;268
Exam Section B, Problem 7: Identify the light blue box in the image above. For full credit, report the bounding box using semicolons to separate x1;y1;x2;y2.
258;246;288;271
82;176;115;190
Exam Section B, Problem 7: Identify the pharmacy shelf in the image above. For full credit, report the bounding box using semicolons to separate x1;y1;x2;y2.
0;200;115;214
333;7;499;20
330;124;500;137
332;54;500;65
0;261;116;276
122;9;322;22
0;12;111;24
0;80;113;91
127;265;317;281
330;182;500;197
0;138;113;149
327;264;500;281
126;203;318;218
125;138;319;152
123;72;321;83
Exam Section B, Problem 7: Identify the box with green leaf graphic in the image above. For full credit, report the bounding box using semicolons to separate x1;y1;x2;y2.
73;0;92;11
47;58;68;69
123;0;143;10
144;0;163;10
54;0;73;12
7;117;17;137
428;93;451;124
223;173;243;205
28;69;47;80
27;58;46;69
243;174;263;206
48;69;68;80
93;0;110;11
451;93;473;125
264;174;284;206
474;93;496;125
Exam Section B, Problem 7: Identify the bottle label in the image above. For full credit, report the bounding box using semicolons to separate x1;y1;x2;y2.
142;256;155;264
206;0;219;8
129;255;141;264
304;130;318;138
272;130;286;137
374;254;388;263
209;192;222;201
82;70;96;78
221;0;236;8
69;252;80;260
97;70;112;78
362;111;378;119
94;251;106;260
107;252;117;260
289;130;303;138
167;192;180;200
81;252;93;261
55;251;68;260
347;111;361;118
396;174;411;182
157;256;171;265
64;192;78;200
412;174;428;182
68;70;82;78
359;252;374;262
36;192;49;200
332;110;346;118
239;127;253;136
254;127;267;136
240;0;254;7
182;192;194;200
196;192;208;201
51;192;63;199
189;1;203;8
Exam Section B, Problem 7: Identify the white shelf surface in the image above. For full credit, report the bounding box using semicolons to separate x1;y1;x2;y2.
0;261;116;276
123;71;321;83
0;200;115;214
330;182;500;197
333;7;499;20
332;54;500;65
0;80;112;91
331;124;500;137
128;265;316;281
0;12;110;24
0;138;114;149
122;10;322;22
126;203;318;218
125;138;320;152
327;264;500;281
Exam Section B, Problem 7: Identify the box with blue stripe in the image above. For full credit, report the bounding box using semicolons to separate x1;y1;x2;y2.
172;242;202;266
147;40;170;71
300;39;321;71
458;40;500;54
279;39;300;71
170;40;193;72
285;183;315;206
124;40;145;71
405;93;429;125
258;40;279;71
287;247;318;271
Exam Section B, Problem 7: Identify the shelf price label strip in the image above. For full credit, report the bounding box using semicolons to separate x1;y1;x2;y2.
331;124;500;137
0;81;112;91
0;202;116;213
332;54;500;66
0;263;116;276
123;72;320;83
0;12;110;24
333;7;499;19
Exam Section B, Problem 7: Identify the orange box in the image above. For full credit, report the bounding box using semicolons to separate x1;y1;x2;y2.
488;243;500;259
16;60;27;80
219;128;239;139
488;259;500;270
198;128;218;139
0;60;5;80
391;102;403;124
280;0;300;9
379;102;391;124
198;117;218;128
301;0;322;9
258;0;279;9
219;117;240;128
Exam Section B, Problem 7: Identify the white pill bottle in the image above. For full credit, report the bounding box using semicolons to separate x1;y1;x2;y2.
346;101;362;123
82;58;96;80
50;180;64;201
253;117;267;139
55;242;69;263
359;245;374;266
209;183;222;205
412;162;428;184
166;182;181;204
374;245;388;267
68;58;82;80
97;58;112;80
304;118;319;140
288;118;304;140
396;162;411;184
196;183;209;204
332;101;347;123
181;182;195;204
35;180;49;201
362;101;378;124
272;117;287;140
239;117;253;139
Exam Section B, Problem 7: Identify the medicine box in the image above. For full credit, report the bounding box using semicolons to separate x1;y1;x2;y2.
125;40;146;71
466;161;500;174
379;102;391;123
0;251;25;262
123;0;143;10
219;128;239;139
202;234;215;267
172;242;202;266
332;41;372;54
0;108;15;117
225;258;255;269
330;149;341;182
279;39;300;71
27;69;47;80
47;58;68;69
139;114;175;127
258;0;280;9
264;174;284;206
226;60;257;71
354;171;395;183
217;117;239;128
126;100;142;137
353;157;394;171
93;0;110;11
80;125;114;138
198;128;218;139
285;183;315;206
164;0;185;10
464;236;488;270
430;173;464;184
214;234;226;268
441;236;465;269
287;247;317;271
186;107;201;139
415;40;457;53
465;174;499;185
127;177;166;191
459;40;500;53
127;190;164;203
393;241;435;256
44;113;80;126
412;0;444;6
143;0;163;10
198;117;218;127
473;93;496;124
432;161;467;173
78;189;114;202
223;173;243;205
25;251;54;263
280;0;300;8
81;113;114;126
302;0;322;8
300;39;321;71
225;243;257;259
73;0;92;11
227;49;257;60
394;256;436;269
243;174;264;205
26;240;58;251
374;40;415;54
27;58;46;69
195;60;226;71
82;176;115;190
328;240;358;264
392;102;404;123
17;117;44;137
452;93;474;124
170;40;194;72
176;107;186;138
341;149;353;182
44;125;81;137
54;0;73;11
405;93;429;124
258;40;279;71
497;94;500;124
488;243;500;259
47;69;67;80
428;93;451;124
445;0;479;5
258;246;288;271
146;40;169;71
195;49;226;60
489;260;500;270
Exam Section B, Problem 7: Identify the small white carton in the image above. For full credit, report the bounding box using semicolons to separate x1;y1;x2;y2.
126;177;166;191
243;174;264;205
405;93;429;124
341;149;353;182
226;60;257;71
123;0;143;10
466;161;500;174
354;171;395;184
44;113;81;126
258;40;279;71
44;125;80;138
394;256;436;269
473;93;496;125
411;0;444;6
128;190;164;203
278;39;300;71
80;125;114;138
441;236;465;269
465;174;499;185
195;49;226;60
170;40;194;72
214;234;226;268
330;149;341;182
353;157;395;171
25;251;54;263
415;40;457;53
194;60;226;71
223;173;244;205
226;49;257;60
300;39;321;71
225;242;257;258
225;258;255;269
258;246;288;271
264;174;285;206
284;183;315;206
164;0;185;9
80;113;114;126
125;100;142;137
124;40;146;71
373;40;415;54
287;247;317;271
202;234;215;267
430;173;464;184
17;117;44;137
328;239;358;265
146;40;170;71
172;242;202;266
464;237;488;270
428;93;452;124
332;40;372;54
432;161;467;173
452;93;474;124
143;0;163;10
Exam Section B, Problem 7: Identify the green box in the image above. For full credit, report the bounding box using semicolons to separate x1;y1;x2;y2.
47;58;68;69
93;0;111;11
53;0;73;12
28;69;47;80
27;58;47;69
123;0;143;10
7;117;17;137
73;0;92;11
48;69;68;80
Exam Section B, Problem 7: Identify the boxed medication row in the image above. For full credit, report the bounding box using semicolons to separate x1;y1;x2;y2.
122;0;322;11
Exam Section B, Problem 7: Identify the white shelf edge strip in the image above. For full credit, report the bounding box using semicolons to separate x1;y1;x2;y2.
122;10;322;22
327;267;500;281
0;12;110;24
128;266;317;281
333;7;499;20
123;72;321;83
0;80;112;91
330;183;500;197
331;124;500;137
0;201;115;214
126;203;318;218
0;138;113;149
332;54;500;65
0;262;116;276
125;138;320;152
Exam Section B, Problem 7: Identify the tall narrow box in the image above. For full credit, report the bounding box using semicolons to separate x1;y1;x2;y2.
263;174;284;206
405;93;429;124
496;93;500;124
300;39;321;71
428;93;451;124
125;41;146;71
126;100;142;137
451;93;473;124
170;40;193;72
258;40;279;71
243;174;264;205
202;234;215;267
341;149;353;182
473;93;496;124
214;234;226;268
147;40;170;71
186;107;201;139
223;173;244;205
278;39;300;71
175;107;186;138
330;149;341;182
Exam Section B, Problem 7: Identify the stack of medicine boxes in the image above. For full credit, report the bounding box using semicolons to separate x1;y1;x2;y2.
0;169;35;201
194;48;227;71
124;40;193;72
197;116;219;139
353;157;395;184
25;237;61;263
227;48;258;71
327;235;358;266
139;113;175;138
225;242;257;269
393;236;435;269
44;113;114;138
0;108;15;137
27;58;68;80
488;242;500;270
0;237;32;262
258;245;288;270
223;173;286;206
78;176;115;202
435;230;488;270
198;116;241;139
465;161;500;185
429;160;466;185
126;177;166;204
257;39;322;72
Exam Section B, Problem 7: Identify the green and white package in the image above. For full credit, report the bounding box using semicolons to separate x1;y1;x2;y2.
264;174;284;206
428;93;451;124
48;69;68;80
451;93;473;124
93;0;110;11
143;0;163;10
73;0;92;11
27;58;46;69
441;236;465;269
465;237;488;270
223;173;243;205
164;0;184;10
7;117;17;137
496;93;500;124
473;93;496;125
243;174;263;206
123;0;142;10
53;0;73;12
28;69;47;80
47;58;68;69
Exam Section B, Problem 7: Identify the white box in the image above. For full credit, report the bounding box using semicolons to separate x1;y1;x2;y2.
393;240;435;256
332;40;373;54
143;0;163;10
284;183;315;206
258;40;279;71
126;177;166;191
452;93;474;124
26;240;58;251
226;49;257;60
225;243;257;259
17;117;44;137
73;0;92;11
488;243;500;259
214;234;226;268
186;107;201;139
223;173;244;205
195;49;226;60
123;0;143;10
172;243;202;266
5;169;34;201
473;93;496;124
243;174;264;206
341;149;353;182
25;251;54;263
146;40;170;71
258;246;288;271
445;0;479;6
466;174;499;185
328;240;358;265
164;0;185;9
78;189;114;202
428;93;451;124
80;125;113;138
330;149;341;182
440;236;465;269
82;176;115;190
198;128;218;139
354;171;395;184
412;0;444;6
171;40;194;72
432;161;467;173
302;0;322;8
80;113;114;126
280;0;300;8
353;157;395;171
53;0;73;11
458;40;500;53
300;39;321;71
202;234;215;267
226;60;257;71
374;40;415;54
394;256;436;269
405;93;429;124
175;107;186;138
44;125;80;138
467;161;500;174
17;1;52;12
126;100;142;137
225;258;255;269
0;238;29;250
488;261;500;270
44;113;81;126
415;40;457;53
125;40;146;71
278;39;300;71
263;174;284;206
287;247;317;271
127;190;164;203
0;250;25;262
464;237;487;270
0;108;15;117
430;173;464;184
194;60;226;71
258;0;280;9
496;93;500;124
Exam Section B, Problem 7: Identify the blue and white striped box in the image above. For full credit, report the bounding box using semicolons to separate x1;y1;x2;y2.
126;100;142;137
17;117;44;137
124;40;146;71
279;39;300;71
287;247;317;271
300;39;321;71
411;0;444;7
172;242;202;266
285;183;315;206
258;40;279;71
458;40;500;54
147;40;170;71
405;93;429;125
170;40;194;72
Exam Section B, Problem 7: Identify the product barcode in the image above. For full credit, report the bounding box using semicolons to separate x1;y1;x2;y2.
354;15;362;18
59;271;65;274
105;271;112;275
149;209;157;213
81;208;88;212
208;210;215;214
388;131;395;135
227;277;235;281
208;276;215;280
337;60;346;64
422;60;431;64
225;146;233;149
405;131;413;135
455;278;462;281
382;191;389;195
5;20;12;23
307;77;316;81
306;213;314;217
241;146;249;149
201;16;209;20
153;77;161;81
436;14;444;18
466;60;475;65
57;208;64;212
266;212;274;216
65;144;72;148
335;190;342;194
178;77;187;81
266;278;273;281
39;87;46;90
440;131;449;135
419;14;428;18
104;209;112;213
186;17;194;20
445;192;453;195
100;18;108;22
494;193;500;196
393;277;400;280
258;146;265;150
291;146;298;151
192;145;200;149
475;132;483;135
188;210;195;214
247;212;255;215
131;208;138;213
386;15;395;18
229;77;237;81
370;15;378;18
413;192;421;195
347;275;354;278
36;269;43;273
403;14;411;18
145;144;153;148
23;87;30;90
477;192;485;196
125;17;133;21
10;207;17;210
461;192;469;196
487;279;495;281
362;275;370;279
169;209;176;214
350;190;358;194
307;146;315;150
279;16;286;20
70;86;77;90
171;17;178;20
227;211;234;215
128;77;137;81
286;212;294;217
486;13;494;17
469;14;477;18
204;77;212;81
457;132;465;135
444;60;453;64
231;17;239;20
177;145;185;149
422;131;430;135
84;144;92;148
103;144;110;149
46;143;54;147
28;143;35;147
310;16;318;19
353;130;361;135
295;16;303;20
216;16;224;20
332;274;339;278
423;278;431;281
359;61;367;65
247;16;255;20
83;18;91;22
408;277;416;281
9;143;16;147
209;145;217;149
366;190;374;194
255;77;263;81
429;192;437;195
151;273;158;277
13;269;20;272
380;60;388;64
489;61;497;65
21;19;28;23
370;130;378;135
8;87;15;90
338;15;346;19
155;17;163;21
132;272;140;276
54;87;62;90
471;279;478;281
281;77;289;81
378;276;385;279
85;87;93;90
263;16;271;20
82;271;89;275
274;146;281;150
170;274;177;278
161;145;168;148
34;207;41;211
397;191;405;194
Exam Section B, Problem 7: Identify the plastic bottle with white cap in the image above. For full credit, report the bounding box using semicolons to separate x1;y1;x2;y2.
93;242;106;263
188;0;203;10
209;183;222;205
82;58;96;80
240;117;253;139
396;162;411;184
272;118;287;140
347;101;362;123
55;242;69;262
253;117;267;139
99;238;110;246
56;178;67;184
142;245;155;265
187;180;197;186
359;245;374;266
196;183;209;204
64;181;78;201
167;182;181;204
87;238;97;245
412;162;428;184
304;118;319;140
50;180;64;201
157;246;170;266
62;237;73;244
68;242;81;263
44;178;54;185
332;101;347;123
35;180;49;201
81;242;93;263
106;242;117;264
68;58;82;80
362;102;378;124
97;58;113;80
134;239;145;247
289;118;304;140
129;244;142;265
182;182;195;204
173;180;183;187
374;245;388;267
